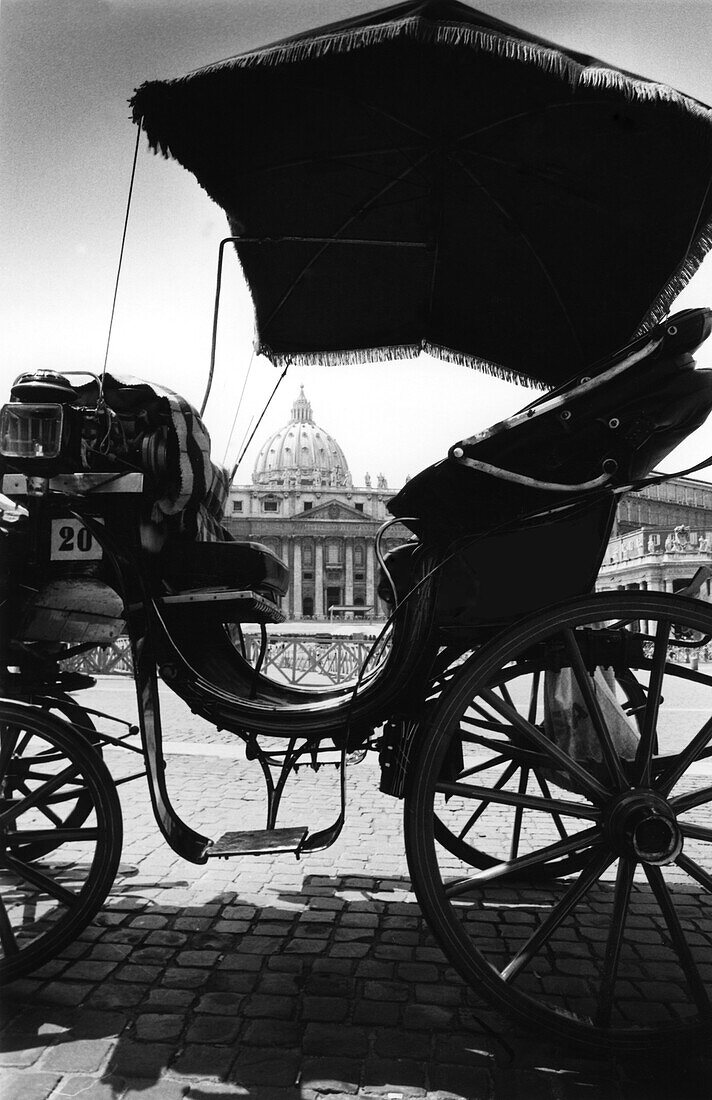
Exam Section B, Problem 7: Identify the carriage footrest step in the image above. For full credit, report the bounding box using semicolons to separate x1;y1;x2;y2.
205;826;308;857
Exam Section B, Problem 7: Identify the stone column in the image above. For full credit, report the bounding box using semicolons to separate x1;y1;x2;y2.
366;543;375;617
315;541;324;619
292;539;302;620
345;540;354;613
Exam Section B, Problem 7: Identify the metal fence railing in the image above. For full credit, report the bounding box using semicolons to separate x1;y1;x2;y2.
61;632;391;687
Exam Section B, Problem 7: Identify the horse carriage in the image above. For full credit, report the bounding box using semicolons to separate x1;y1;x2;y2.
4;0;712;1054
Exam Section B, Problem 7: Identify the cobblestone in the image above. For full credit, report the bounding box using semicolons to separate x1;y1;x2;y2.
352;1000;402;1027
0;1070;62;1100
3;679;712;1099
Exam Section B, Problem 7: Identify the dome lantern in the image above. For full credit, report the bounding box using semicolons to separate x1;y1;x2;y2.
291;386;314;424
252;388;351;487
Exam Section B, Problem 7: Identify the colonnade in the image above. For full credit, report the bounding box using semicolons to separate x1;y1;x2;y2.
268;536;379;620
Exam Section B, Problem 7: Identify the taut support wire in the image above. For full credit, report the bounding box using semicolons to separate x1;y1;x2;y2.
100;123;142;400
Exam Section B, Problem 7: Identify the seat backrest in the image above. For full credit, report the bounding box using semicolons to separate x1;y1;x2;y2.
388;307;712;544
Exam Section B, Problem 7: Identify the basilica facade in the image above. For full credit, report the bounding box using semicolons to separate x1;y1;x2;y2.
225;388;410;619
226;388;712;619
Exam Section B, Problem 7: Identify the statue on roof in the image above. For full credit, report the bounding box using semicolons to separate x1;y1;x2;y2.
673;524;690;551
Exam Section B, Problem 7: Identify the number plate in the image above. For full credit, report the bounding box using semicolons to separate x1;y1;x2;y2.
50;518;103;561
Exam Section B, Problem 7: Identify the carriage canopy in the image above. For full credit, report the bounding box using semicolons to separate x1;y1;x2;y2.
131;0;712;388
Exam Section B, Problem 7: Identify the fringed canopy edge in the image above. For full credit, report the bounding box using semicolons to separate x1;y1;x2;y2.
251;215;712;379
128;4;712;385
634;223;712;338
131;11;712;136
255;339;543;388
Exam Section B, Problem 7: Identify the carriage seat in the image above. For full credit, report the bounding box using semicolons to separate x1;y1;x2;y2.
157;539;290;625
388;306;712;545
382;306;712;639
378;491;617;639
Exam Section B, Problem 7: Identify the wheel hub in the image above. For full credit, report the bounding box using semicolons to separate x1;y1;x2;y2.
605;788;682;866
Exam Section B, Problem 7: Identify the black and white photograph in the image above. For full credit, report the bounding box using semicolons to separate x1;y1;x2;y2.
3;3;712;1097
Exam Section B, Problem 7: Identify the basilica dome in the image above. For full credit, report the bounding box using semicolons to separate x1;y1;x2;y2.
252;388;351;487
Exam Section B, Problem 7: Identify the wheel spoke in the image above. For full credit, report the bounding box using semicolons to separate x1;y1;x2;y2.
502;847;614;982
2;853;78;906
0;895;19;956
658;715;712;796
464;699;511;727
12;778;65;828
459;730;551;768
670;785;712;814
21;763;70;778
641;660;712;690
676;851;712;893
533;770;569;839
444;825;602;894
594;857;635;1027
458;753;510;780
509;767;529;860
527;670;541;724
436;778;600;820
37;784;94;809
680;821;712;844
479;688;609;802
0;763;82;826
7;827;101;846
451;762;518;838
461;716;513;736
0;725;21;776
644;864;712;1017
562;630;628;790
498;682;515;708
634;620;670;786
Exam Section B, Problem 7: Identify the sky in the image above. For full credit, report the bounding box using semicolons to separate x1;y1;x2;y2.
2;0;712;488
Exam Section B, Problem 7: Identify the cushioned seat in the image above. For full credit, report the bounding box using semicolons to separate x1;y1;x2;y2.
388;307;712;543
160;539;289;601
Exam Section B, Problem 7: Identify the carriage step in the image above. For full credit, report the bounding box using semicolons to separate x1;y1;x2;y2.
205;826;308;858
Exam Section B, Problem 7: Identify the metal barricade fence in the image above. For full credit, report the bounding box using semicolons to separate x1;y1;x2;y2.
61;632;391;687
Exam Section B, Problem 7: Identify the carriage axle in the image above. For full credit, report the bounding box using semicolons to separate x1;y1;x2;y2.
605;788;683;866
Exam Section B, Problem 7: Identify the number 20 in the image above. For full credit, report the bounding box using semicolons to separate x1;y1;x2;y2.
58;525;93;553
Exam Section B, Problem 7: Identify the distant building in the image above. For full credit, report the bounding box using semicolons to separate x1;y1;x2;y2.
612;475;712;536
226;388;712;617
598;476;712;601
225;388;410;619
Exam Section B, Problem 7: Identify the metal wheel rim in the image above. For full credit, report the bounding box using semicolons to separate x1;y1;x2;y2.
7;697;101;862
405;592;712;1051
0;701;122;982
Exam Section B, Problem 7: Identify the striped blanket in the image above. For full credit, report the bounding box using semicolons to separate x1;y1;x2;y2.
77;373;231;542
149;383;231;542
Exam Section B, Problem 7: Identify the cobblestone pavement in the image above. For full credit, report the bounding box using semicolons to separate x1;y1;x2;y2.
2;680;712;1100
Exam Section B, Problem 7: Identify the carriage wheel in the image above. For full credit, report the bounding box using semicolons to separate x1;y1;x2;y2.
431;663;649;879
405;592;712;1051
0;701;122;983
9;696;101;863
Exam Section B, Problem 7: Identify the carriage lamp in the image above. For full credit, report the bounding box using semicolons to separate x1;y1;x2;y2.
0;371;170;479
0;371;83;472
0;402;66;461
0;370;112;473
